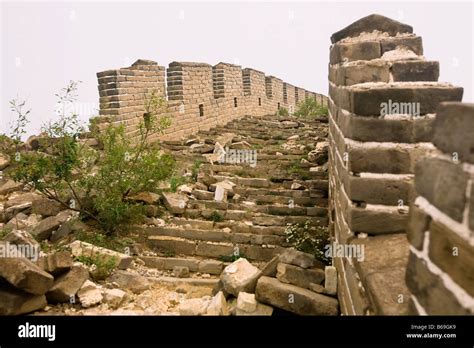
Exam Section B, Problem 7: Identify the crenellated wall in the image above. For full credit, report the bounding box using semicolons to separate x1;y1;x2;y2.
94;60;327;141
327;14;466;315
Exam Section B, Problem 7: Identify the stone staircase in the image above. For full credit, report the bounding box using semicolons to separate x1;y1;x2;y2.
140;114;329;272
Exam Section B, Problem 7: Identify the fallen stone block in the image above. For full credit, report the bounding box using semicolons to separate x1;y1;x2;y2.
30;210;74;241
206;291;229;316
102;288;127;309
106;270;150;294
276;263;325;289
46;265;89;303
70;240;132;270
37;251;73;276
31;198;65;217
279;249;316;269
255;276;339;316
236;292;273;316
162;192;188;214
0;286;47;315
0;253;53;295
178;296;211;315
77;280;103;308
220;258;261;296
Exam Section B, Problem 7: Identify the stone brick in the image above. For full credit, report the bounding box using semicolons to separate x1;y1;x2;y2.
276;263;325;289
415;157;468;222
405;251;470;315
336;61;390;86
347;175;412;206
380;36;423;55
406;203;430;250
329;41;381;64
349;206;408;234
335;107;434;143
391;61;439;82
433;102;474;164
330;14;413;43
255;276;338;315
428;220;474;297
350;84;463;116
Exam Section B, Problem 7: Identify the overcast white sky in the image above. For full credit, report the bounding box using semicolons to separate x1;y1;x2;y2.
1;0;473;136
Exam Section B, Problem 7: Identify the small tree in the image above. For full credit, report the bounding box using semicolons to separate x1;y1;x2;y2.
9;82;175;233
294;98;328;118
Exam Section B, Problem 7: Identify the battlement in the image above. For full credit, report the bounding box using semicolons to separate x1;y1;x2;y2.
95;60;327;141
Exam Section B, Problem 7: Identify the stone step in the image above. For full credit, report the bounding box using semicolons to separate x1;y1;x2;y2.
144;226;286;245
147;235;284;261
139;256;225;275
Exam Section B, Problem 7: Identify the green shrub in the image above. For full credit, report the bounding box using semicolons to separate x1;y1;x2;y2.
285;220;330;265
294;98;328;118
206;211;223;222
9;81;175;233
277;107;289;116
75;254;117;280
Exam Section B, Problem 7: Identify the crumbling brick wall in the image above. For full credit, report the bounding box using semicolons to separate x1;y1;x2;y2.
95;60;323;141
327;14;464;315
406;102;474;315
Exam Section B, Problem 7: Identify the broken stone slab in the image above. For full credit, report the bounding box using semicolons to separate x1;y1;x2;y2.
236;292;274;316
4;192;41;209
4;202;32;221
31;197;65;217
206;291;230;316
162;192;188;214
69;240;132;270
279;249;316;269
276;262;325;289
5;213;42;231
214;185;227;202
0;179;24;195
102;288;127;309
178;296;211;315
0;286;47;315
198;259;224;275
260;255;279;278
3;229;40;251
255;276;339;316
106;270;150;294
46;264;89;303
30;210;75;241
77;280;103;308
0;254;54;295
220;258;261;296
50;219;88;243
36;251;73;276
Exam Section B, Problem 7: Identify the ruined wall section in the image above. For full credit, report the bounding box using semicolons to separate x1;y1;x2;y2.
405;102;474;315
95;60;166;138
96;60;324;141
327;15;463;315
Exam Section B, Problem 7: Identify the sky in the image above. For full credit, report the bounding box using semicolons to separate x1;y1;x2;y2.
1;0;473;136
